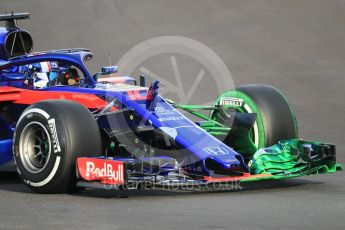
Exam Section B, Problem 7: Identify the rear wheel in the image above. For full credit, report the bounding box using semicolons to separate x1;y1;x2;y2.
13;100;102;193
212;84;298;151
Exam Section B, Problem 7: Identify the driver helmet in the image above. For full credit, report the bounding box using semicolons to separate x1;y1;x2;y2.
20;62;53;89
33;72;50;89
33;62;52;89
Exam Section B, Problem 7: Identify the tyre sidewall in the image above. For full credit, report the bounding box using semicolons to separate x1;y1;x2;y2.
13;105;68;191
13;100;102;193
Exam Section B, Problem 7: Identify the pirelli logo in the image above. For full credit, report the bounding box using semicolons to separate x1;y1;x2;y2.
48;118;61;153
219;97;244;107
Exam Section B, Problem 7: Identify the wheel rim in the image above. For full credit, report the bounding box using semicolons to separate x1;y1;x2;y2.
19;122;52;174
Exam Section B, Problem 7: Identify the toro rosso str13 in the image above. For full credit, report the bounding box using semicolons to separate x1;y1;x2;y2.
0;13;341;193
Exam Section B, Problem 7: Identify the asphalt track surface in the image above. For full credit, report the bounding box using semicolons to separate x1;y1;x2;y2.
0;1;345;230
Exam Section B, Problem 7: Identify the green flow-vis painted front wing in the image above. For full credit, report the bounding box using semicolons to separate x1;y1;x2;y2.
247;139;342;181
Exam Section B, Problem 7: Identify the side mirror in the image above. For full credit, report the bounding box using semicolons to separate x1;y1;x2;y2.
93;65;118;81
101;66;118;74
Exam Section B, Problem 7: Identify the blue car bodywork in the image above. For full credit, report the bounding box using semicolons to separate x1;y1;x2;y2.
0;13;341;192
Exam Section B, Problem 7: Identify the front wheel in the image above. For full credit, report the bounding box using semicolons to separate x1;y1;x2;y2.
13;100;102;193
212;84;298;150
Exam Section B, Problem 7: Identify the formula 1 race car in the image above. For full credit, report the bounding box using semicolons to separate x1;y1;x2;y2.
0;13;342;193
